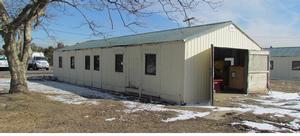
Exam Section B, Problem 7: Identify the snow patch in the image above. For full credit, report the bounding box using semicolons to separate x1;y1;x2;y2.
289;119;300;130
162;111;210;122
105;118;116;122
232;121;280;131
263;91;300;100
0;78;115;105
123;101;210;122
186;105;252;114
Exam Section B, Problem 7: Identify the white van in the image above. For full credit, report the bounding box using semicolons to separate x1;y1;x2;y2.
0;55;8;70
28;52;49;70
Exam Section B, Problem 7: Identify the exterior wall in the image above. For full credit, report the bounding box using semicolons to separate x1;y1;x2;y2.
54;49;98;87
183;24;262;104
101;47;127;92
270;56;300;80
53;41;185;103
53;51;63;81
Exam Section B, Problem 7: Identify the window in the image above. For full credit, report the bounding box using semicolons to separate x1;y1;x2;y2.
70;56;75;69
270;60;274;70
145;54;156;75
292;61;300;70
85;56;90;70
94;55;100;71
115;54;123;72
59;56;62;68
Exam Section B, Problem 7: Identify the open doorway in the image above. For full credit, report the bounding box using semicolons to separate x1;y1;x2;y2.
213;47;248;94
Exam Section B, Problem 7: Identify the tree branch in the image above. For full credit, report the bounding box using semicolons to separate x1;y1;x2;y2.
21;21;32;63
0;0;10;35
9;0;49;31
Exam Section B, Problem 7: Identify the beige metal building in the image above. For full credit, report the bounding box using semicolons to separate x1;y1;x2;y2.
53;21;269;105
268;47;300;80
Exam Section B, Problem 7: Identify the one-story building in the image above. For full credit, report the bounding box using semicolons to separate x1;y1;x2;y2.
268;47;300;80
53;21;270;105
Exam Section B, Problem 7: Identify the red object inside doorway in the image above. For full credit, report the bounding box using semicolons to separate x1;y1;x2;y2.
214;79;223;93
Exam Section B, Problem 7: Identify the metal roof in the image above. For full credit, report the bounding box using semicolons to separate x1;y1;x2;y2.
60;21;233;51
267;47;300;57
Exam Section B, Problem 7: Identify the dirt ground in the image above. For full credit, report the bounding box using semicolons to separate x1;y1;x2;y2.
270;80;300;93
0;92;241;133
0;79;299;133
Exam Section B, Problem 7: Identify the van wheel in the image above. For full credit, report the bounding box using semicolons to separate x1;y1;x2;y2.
46;68;49;71
33;64;38;70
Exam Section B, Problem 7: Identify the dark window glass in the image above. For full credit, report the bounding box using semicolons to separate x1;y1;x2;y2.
292;61;300;70
145;54;156;75
94;55;100;71
270;60;273;70
70;56;75;69
59;56;62;68
85;56;90;70
115;54;123;72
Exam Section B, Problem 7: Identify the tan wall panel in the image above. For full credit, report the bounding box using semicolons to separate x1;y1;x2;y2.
91;48;102;88
101;47;126;92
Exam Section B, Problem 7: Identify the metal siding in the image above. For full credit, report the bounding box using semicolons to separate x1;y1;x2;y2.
76;50;84;86
125;46;142;92
64;51;71;83
270;56;300;80
91;48;102;88
69;50;77;84
160;42;185;102
83;49;93;86
102;47;126;92
53;51;64;81
53;41;185;103
184;25;261;104
124;42;185;102
140;45;161;96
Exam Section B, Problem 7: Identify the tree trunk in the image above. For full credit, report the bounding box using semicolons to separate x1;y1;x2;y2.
4;42;29;93
8;61;28;93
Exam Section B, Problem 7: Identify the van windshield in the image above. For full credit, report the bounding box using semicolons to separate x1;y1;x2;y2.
35;57;46;60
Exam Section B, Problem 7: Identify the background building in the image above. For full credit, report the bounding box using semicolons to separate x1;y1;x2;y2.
268;47;300;80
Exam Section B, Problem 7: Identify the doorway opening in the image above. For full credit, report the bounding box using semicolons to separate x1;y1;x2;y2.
213;47;248;94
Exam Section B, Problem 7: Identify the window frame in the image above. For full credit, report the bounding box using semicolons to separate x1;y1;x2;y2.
145;54;156;75
115;54;123;72
59;56;62;68
292;61;300;70
94;55;100;71
70;56;75;69
85;55;90;70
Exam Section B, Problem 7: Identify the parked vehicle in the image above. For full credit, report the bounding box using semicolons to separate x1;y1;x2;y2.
0;55;9;70
28;52;49;70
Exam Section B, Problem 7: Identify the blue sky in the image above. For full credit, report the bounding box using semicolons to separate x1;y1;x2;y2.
30;0;300;48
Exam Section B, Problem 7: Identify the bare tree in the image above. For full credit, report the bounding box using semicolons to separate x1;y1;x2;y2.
0;0;221;93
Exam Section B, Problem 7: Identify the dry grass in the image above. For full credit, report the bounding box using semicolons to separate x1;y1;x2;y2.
271;80;300;93
0;92;243;133
0;79;298;132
